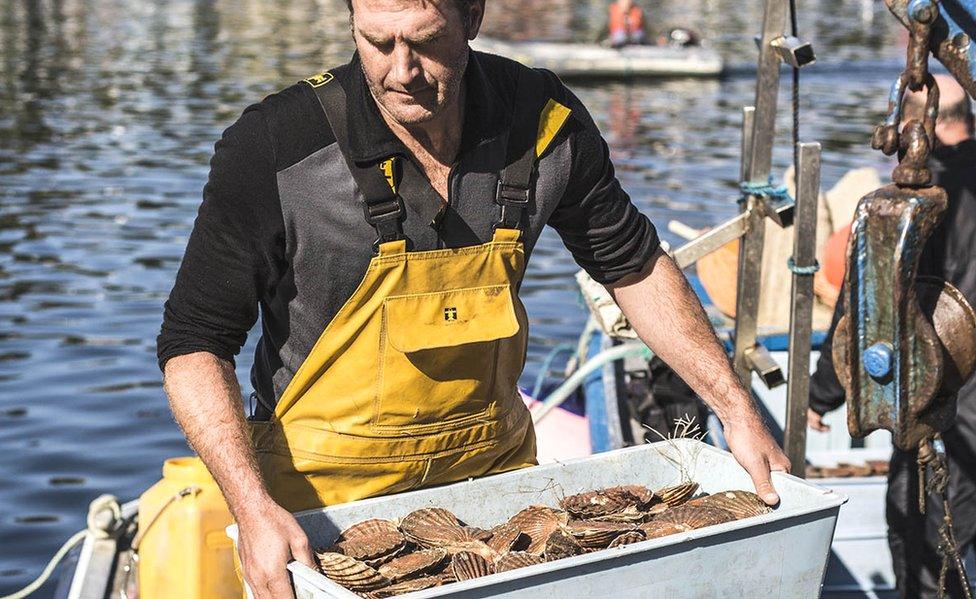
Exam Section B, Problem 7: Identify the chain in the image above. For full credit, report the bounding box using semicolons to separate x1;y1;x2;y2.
871;0;942;188
917;437;973;599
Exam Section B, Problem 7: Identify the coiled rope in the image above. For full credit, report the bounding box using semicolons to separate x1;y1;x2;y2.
0;495;121;599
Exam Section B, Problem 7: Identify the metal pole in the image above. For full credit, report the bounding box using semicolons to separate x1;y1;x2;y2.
732;0;789;387
733;107;759;386
784;142;822;476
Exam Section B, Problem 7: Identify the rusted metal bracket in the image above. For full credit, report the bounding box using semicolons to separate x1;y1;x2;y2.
671;200;794;270
885;0;976;98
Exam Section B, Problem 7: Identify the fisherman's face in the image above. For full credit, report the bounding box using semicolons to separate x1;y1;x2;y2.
351;0;483;126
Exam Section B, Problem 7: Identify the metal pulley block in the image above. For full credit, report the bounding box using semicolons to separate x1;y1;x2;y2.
833;184;976;450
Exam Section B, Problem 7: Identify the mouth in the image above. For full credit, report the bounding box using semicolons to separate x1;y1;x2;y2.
388;86;435;101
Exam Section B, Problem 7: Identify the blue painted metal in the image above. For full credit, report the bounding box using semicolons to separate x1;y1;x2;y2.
584;332;612;453
886;0;976;97
863;342;895;379
938;0;976;91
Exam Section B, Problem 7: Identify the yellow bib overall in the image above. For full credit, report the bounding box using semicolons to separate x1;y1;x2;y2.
249;70;571;513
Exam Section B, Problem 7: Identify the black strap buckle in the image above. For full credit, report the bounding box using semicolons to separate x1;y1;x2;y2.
363;196;406;251
495;181;531;207
494;180;530;231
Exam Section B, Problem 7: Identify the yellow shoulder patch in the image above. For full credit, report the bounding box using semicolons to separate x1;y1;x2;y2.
536;99;573;158
304;72;334;88
379;157;398;194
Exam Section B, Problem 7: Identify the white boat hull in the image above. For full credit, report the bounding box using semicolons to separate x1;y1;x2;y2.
471;37;724;78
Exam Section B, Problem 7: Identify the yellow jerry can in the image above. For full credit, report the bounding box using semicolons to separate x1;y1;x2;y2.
138;456;242;599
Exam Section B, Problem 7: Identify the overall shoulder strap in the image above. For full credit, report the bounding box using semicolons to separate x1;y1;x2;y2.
307;75;405;250
495;69;572;231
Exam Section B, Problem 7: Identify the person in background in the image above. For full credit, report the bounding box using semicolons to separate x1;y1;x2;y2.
607;0;647;47
808;75;976;598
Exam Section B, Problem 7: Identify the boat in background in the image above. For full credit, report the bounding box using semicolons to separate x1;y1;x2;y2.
471;36;724;78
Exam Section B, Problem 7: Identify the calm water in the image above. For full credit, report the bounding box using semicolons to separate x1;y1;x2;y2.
1;0;907;593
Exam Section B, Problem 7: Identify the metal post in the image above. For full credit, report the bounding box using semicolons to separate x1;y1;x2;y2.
784;143;822;476
733;107;759;386
732;0;790;387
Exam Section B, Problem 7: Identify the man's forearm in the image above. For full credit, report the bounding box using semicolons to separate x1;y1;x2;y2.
163;351;274;520
606;248;757;424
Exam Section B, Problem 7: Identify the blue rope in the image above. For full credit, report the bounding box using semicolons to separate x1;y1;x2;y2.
787;256;820;275
739;177;793;205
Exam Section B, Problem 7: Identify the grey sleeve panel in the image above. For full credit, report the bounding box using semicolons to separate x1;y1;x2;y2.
269;143;375;401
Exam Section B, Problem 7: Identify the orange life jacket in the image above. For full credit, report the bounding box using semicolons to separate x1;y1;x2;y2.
608;3;645;37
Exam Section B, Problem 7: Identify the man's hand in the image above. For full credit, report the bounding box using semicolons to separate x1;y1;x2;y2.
722;413;792;506
237;500;317;599
807;408;831;432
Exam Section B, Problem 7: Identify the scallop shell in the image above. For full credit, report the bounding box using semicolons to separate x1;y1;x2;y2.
495;551;545;572
591;505;647;524
451;551;494;581
443;539;498;562
640;520;688;539
607;530;647;548
486;523;527;554
543;529;584;561
463;526;494;541
507;506;569;555
566;520;637;549
403;524;473;549
653;504;736;529
559;490;632;519
371;575;441;597
656;481;700;507
337;519;400;542
433;563;457;585
377;549;447;582
400;508;461;533
605;485;656;508
335;530;406;565
645;501;670;516
687;490;772;519
317;552;391;591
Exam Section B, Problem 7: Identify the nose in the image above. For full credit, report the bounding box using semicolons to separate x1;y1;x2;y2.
390;40;422;90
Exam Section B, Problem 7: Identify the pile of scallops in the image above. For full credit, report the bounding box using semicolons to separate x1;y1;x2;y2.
314;482;773;597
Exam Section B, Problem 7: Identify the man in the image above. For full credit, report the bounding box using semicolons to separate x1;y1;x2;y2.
808;75;976;598
607;0;648;48
157;1;788;596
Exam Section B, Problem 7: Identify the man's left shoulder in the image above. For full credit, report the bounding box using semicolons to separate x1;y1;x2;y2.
472;50;577;109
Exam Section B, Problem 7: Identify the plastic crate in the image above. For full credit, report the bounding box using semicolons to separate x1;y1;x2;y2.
228;439;846;598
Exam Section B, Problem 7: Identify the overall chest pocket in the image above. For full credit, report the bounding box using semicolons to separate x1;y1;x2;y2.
374;284;520;433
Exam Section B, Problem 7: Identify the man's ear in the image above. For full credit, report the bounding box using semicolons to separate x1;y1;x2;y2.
465;1;486;40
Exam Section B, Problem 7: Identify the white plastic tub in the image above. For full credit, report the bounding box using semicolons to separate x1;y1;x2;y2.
228;439;846;598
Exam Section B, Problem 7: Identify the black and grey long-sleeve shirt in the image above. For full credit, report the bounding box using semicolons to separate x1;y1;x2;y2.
157;50;660;416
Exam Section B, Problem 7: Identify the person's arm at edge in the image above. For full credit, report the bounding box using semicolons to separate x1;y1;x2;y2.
606;248;792;505
541;76;790;505
163;353;316;597
156;104;316;597
807;284;849;432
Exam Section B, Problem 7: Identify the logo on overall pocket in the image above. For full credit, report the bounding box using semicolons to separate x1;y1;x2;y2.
444;307;458;322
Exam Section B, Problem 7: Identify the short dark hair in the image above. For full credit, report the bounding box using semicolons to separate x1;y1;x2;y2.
345;0;479;14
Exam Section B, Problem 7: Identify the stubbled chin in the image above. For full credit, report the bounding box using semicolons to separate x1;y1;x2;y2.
380;101;438;125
